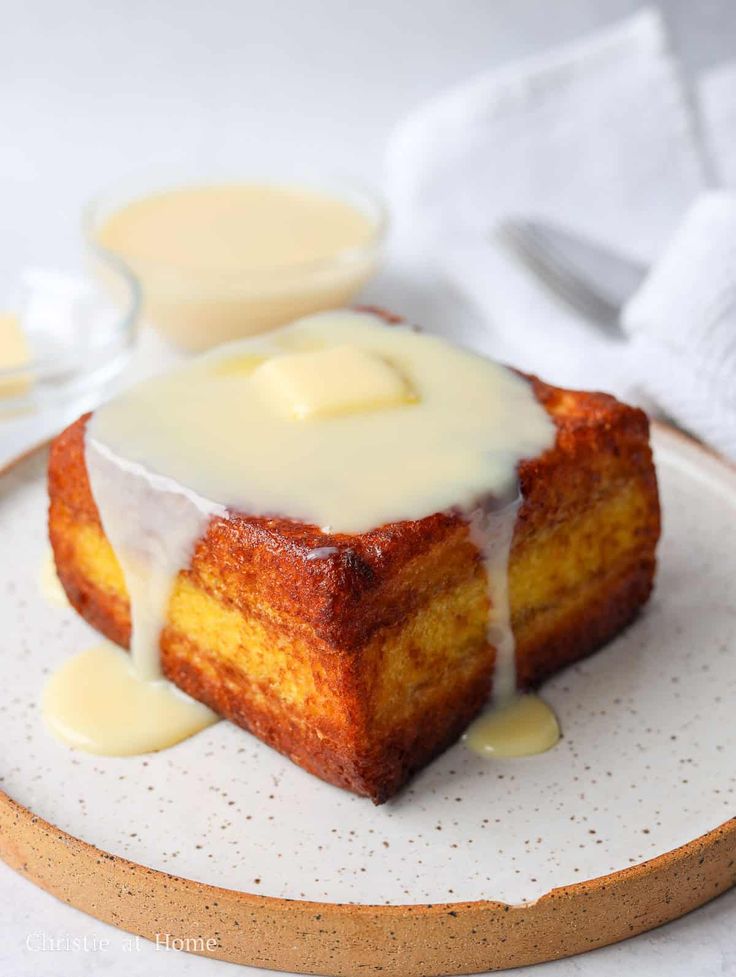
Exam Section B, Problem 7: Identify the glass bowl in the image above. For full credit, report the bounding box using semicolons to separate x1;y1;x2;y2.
83;170;387;352
0;256;140;422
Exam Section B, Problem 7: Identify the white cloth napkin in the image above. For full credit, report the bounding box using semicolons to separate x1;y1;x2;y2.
386;7;736;458
699;61;736;188
622;192;736;459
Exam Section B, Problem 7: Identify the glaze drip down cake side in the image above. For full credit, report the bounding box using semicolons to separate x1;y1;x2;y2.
47;310;661;802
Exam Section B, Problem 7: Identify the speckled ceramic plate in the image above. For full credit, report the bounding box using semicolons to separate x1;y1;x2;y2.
1;424;735;977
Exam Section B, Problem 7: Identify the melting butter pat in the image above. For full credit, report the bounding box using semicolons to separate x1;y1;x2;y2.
0;312;31;398
214;352;266;377
252;344;414;419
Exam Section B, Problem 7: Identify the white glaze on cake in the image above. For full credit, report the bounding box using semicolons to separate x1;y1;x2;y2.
43;311;557;757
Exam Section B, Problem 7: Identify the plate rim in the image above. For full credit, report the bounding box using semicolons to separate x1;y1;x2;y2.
2;420;735;976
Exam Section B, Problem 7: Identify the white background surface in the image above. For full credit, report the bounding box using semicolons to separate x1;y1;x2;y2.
2;1;736;975
2;0;734;277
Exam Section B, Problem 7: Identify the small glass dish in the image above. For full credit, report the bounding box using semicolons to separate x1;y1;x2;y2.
0;256;140;422
83;170;386;352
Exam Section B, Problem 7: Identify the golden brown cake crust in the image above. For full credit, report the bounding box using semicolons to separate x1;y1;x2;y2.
48;361;660;803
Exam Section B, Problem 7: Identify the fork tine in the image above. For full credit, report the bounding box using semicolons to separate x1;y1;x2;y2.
499;220;620;318
496;219;627;337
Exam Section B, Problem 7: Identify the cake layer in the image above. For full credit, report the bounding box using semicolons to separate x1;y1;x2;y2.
48;371;660;802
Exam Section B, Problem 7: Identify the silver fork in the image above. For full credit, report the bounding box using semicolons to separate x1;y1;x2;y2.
496;218;648;338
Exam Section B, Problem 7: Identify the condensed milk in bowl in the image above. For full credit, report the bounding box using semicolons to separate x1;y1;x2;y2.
85;173;385;351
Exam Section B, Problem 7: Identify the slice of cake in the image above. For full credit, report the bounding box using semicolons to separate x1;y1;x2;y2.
47;311;660;802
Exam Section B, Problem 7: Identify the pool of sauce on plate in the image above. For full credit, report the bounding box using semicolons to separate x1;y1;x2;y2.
464;693;560;758
43;310;559;758
42;643;217;755
37;548;212;758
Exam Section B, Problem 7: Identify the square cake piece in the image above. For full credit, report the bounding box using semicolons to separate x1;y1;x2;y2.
48;360;660;802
